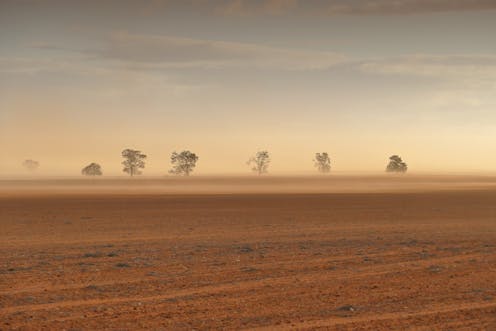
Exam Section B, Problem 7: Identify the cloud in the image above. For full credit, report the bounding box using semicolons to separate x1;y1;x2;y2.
213;0;496;16
358;54;496;111
0;56;113;75
2;0;495;19
215;0;298;16
135;0;496;16
319;0;496;15
359;54;496;86
32;31;345;71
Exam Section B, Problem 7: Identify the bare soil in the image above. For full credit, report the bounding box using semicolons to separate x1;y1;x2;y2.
1;177;495;330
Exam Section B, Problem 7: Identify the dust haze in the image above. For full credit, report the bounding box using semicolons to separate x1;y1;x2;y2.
2;175;496;196
2;0;496;329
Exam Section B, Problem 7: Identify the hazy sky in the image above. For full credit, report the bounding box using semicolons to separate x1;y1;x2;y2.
1;0;496;175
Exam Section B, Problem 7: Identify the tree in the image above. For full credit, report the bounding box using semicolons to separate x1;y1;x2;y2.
314;152;331;174
169;150;198;176
122;149;147;176
82;163;103;176
247;151;270;175
386;155;408;173
23;159;39;171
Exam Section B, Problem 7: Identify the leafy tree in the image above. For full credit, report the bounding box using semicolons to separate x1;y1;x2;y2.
314;152;331;174
23;159;39;171
386;155;408;173
169;150;199;176
247;151;270;175
82;163;103;176
122;149;147;176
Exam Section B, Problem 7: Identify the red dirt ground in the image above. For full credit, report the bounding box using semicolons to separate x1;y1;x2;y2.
1;177;496;330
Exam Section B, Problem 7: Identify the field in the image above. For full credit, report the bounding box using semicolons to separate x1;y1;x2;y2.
1;176;496;330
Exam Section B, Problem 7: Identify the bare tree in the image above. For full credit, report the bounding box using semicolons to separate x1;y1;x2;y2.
23;159;39;172
386;155;408;173
169;150;198;176
314;152;331;174
82;163;103;176
122;149;147;176
247;151;270;175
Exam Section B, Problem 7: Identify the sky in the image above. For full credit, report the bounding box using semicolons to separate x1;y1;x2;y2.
1;0;496;175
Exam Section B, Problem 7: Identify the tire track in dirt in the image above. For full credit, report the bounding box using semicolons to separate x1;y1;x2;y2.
248;301;496;330
1;251;490;315
1;244;486;296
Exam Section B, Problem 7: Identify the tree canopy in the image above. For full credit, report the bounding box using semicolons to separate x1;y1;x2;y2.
247;151;270;175
122;149;147;176
23;159;39;171
169;150;199;176
314;152;331;174
386;155;408;173
82;163;103;176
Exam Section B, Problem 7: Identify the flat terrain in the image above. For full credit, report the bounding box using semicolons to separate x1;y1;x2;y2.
1;176;496;330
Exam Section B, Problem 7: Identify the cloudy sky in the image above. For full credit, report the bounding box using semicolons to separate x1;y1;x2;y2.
1;0;496;175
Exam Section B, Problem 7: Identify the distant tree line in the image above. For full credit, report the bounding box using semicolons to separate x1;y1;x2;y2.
25;151;409;176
